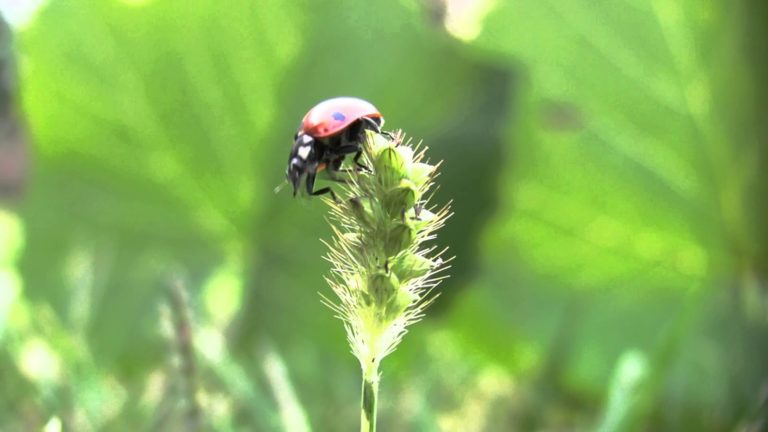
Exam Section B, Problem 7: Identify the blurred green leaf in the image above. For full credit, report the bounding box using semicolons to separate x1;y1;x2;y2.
21;0;302;242
444;0;764;427
470;0;742;290
16;0;305;372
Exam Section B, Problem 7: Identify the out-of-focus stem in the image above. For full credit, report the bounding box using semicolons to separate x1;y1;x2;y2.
168;276;202;431
360;360;380;432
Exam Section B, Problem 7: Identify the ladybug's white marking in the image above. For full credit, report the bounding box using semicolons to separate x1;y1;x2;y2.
297;145;312;160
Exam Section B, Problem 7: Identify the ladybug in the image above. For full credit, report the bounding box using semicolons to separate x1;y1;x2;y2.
286;97;384;198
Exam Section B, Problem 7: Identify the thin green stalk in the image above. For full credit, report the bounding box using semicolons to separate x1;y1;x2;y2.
360;361;379;432
166;276;202;432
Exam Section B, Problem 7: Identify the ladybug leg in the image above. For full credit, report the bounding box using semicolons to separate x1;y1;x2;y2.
333;144;361;155
331;144;370;172
306;170;338;202
356;116;397;158
325;164;352;184
360;116;382;133
325;156;354;179
355;118;381;148
352;150;369;171
360;117;397;142
311;187;337;202
330;156;344;172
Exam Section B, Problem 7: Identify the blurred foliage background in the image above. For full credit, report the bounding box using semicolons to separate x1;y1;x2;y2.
0;0;767;430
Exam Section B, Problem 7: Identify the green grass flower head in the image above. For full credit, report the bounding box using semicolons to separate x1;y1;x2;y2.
321;130;450;431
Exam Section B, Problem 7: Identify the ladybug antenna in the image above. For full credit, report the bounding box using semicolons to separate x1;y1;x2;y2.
273;179;289;195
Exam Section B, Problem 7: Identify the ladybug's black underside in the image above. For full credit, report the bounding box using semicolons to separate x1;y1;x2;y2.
287;116;383;200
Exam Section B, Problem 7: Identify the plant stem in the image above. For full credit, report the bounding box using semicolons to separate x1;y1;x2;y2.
360;360;380;432
167;275;202;431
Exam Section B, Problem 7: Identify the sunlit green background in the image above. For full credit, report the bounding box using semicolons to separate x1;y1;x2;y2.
1;0;766;430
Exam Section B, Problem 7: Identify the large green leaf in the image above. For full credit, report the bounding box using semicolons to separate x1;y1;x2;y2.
471;0;754;290
443;0;765;427
17;0;303;373
21;0;301;243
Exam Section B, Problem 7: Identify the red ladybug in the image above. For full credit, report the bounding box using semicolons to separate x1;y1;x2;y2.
286;97;383;198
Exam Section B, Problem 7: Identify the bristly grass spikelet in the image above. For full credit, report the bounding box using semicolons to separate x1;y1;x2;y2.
319;130;451;432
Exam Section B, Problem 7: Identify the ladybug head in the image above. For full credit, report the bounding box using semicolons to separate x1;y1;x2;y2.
287;134;317;196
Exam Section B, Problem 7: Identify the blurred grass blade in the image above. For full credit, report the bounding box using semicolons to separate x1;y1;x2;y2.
262;347;311;432
203;354;281;430
0;209;23;339
596;350;650;432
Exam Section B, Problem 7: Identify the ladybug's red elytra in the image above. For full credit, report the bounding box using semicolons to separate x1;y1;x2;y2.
286;97;384;199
